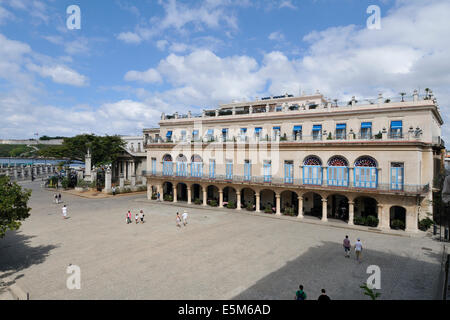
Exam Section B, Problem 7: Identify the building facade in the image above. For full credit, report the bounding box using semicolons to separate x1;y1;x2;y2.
113;135;146;185
143;90;444;232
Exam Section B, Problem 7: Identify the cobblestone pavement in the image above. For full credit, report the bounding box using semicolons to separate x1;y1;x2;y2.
0;181;444;300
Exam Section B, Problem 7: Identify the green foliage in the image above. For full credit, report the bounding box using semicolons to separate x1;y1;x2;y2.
374;131;382;139
39;135;66;141
0;176;32;238
327;132;333;140
418;218;434;231
391;219;405;230
354;216;366;226
38;134;126;166
164;194;173;202
246;203;254;211
209;199;218;207
283;206;295;216
226;200;236;209
365;215;379;227
76;179;88;188
151;193;157;200
61;177;69;189
264;205;273;213
360;284;381;300
194;198;202;205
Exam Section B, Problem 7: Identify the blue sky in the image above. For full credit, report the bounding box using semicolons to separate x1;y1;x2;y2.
0;0;449;140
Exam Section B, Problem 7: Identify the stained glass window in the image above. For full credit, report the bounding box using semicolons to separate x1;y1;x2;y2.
303;156;322;166
354;156;377;167
328;156;348;167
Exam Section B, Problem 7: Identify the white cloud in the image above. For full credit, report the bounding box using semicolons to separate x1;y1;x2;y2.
156;39;169;51
27;63;89;87
279;0;297;10
268;31;285;41
117;31;142;44
124;68;162;84
0;5;14;24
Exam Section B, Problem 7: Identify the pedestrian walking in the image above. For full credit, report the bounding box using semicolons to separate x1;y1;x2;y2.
58;193;62;203
112;186;116;196
318;289;331;302
343;235;351;258
62;205;67;219
157;192;161;201
135;212;139;224
182;210;188;226
176;212;181;228
355;238;363;262
295;285;307;300
54;193;58;204
139;210;145;223
126;210;132;224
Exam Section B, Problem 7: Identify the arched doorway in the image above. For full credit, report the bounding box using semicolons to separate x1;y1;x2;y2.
327;156;349;187
281;190;298;216
207;185;219;206
260;189;276;214
354;156;378;188
303;155;323;185
327;194;349;221
241;188;256;211
163;154;173;176
223;186;237;208
191;183;203;204
303;192;322;218
354;196;378;226
162;181;173;201
176;183;188;202
390;206;406;230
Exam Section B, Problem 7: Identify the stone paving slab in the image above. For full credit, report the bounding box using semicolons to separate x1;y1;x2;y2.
0;181;444;300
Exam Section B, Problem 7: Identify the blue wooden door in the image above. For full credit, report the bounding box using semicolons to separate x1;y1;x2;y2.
303;165;322;185
284;163;293;183
264;162;272;182
390;167;404;190
327;167;348;186
354;167;377;188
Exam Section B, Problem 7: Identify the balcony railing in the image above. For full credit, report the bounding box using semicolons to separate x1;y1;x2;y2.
142;171;429;194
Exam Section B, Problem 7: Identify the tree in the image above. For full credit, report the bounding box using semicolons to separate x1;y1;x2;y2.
38;134;126;166
0;176;32;238
360;283;381;300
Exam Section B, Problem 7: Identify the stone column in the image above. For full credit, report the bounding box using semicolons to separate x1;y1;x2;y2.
147;183;152;200
21;167;25;179
405;207;418;233
378;205;389;230
219;189;223;207
321;198;328;222
104;167;112;194
141;176;147;186
275;193;281;215
297;196;304;219
348;201;354;225
349;167;354;187
236;191;241;210
119;174;125;189
85;151;92;182
33;166;37;177
187;186;192;204
255;192;260;212
13;168;18;180
131;174;136;187
202;186;207;206
173;184;177;202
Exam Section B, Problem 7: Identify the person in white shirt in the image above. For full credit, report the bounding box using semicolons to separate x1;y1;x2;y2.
62;205;67;219
182;210;188;226
355;238;363;262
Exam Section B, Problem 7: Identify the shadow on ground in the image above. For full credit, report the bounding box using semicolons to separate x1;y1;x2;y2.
0;231;57;287
233;241;442;300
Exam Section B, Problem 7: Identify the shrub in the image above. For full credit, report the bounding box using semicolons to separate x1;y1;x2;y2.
418;218;434;231
61;177;69;189
137;185;147;192
164;194;173;202
391;219;405;230
374;131;382;139
354;216;366;226
284;207;295;216
264;205;273;214
227;200;236;209
122;187;132;193
76;179;88;188
365;215;379;227
151;193;157;200
194;198;202;205
209;199;218;207
246;203;254;211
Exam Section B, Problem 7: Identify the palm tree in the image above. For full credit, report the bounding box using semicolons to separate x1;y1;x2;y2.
399;92;406;102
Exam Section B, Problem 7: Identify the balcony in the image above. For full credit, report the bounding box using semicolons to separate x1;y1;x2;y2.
142;171;429;195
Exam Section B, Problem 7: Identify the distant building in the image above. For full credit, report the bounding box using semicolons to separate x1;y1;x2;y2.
112;136;146;184
143;90;444;232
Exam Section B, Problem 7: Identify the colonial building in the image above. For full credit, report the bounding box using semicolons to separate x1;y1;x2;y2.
112;135;146;185
143;90;444;232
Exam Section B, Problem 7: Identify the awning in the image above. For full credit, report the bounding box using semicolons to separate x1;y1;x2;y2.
391;121;403;129
207;129;214;135
361;122;372;129
312;125;322;131
192;130;199;135
166;131;173;137
336;123;346;130
293;125;302;131
273;126;281;131
241;128;247;133
255;127;262;133
222;128;228;133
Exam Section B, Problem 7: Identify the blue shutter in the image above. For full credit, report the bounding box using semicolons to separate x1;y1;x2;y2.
336;123;346;130
209;160;215;179
152;159;156;175
284;163;293;183
361;122;372;129
390;166;404;190
264;162;272;182
391;121;402;129
312;125;322;131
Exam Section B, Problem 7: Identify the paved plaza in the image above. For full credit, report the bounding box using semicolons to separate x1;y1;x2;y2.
0;181;445;300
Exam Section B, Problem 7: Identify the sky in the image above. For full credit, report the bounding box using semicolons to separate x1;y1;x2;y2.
0;0;449;141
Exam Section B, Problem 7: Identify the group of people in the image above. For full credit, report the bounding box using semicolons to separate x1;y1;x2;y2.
54;193;62;204
343;235;363;262
176;210;189;228
126;210;145;224
295;285;331;301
